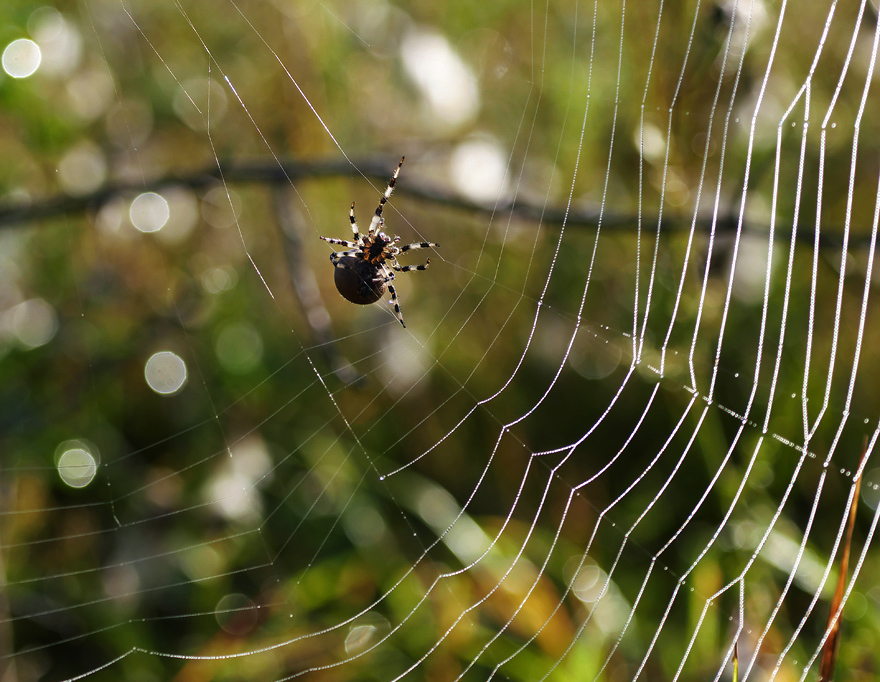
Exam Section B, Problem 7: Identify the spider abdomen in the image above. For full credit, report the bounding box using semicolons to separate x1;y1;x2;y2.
333;256;387;305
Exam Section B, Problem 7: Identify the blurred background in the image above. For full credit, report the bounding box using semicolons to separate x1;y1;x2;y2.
2;1;880;680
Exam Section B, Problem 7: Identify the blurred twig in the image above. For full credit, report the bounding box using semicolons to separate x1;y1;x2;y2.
817;438;868;682
271;184;361;385
0;156;870;248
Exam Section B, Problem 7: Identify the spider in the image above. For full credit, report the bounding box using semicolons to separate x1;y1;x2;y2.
319;157;439;328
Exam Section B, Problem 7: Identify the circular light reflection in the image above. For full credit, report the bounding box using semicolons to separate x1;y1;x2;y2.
11;298;58;348
58;142;107;196
201;186;241;228
201;265;238;294
572;562;606;603
345;625;378;655
56;440;99;489
449;138;510;204
95;197;130;239
173;77;228;131
569;328;622;381
106;98;154;148
215;593;258;636
29;8;82;77
2;39;41;78
215;323;263;373
155;187;198;244
862;468;880;510
400;28;478;129
180;544;225;582
144;351;188;395
130;192;170;233
66;66;115;121
343;504;386;546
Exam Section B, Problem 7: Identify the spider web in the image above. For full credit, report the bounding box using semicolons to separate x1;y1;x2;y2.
2;0;880;680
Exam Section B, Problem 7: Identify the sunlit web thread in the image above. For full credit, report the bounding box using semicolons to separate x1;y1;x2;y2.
76;8;455;670
802;0;867;441
800;0;839;441
671;578;745;682
745;427;880;680
769;428;879;682
169;2;452;594
652;0;718;378
684;0;746;394
606;403;711;679
385;363;648;679
485;381;661;681
15;1;880;680
450;366;651;681
292;371;649;676
719;0;798;437
815;0;880;433
700;0;763;408
534;391;699;681
121;2;280;309
798;472;880;681
434;0;613;456
222;0;420;218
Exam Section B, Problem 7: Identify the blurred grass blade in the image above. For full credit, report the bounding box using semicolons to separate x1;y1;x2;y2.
817;439;867;681
732;642;738;682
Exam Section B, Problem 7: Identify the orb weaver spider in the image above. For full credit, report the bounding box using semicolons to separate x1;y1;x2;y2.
319;157;439;328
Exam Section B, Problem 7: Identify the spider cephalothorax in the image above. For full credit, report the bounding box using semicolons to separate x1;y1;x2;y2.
319;157;439;328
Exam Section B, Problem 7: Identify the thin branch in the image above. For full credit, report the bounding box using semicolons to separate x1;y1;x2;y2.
0;157;867;248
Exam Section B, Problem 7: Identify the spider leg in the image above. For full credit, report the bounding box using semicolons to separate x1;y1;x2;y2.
321;236;360;248
372;264;405;327
389;259;430;273
398;241;440;253
368;156;404;236
329;250;361;266
372;267;395;283
349;202;361;241
385;280;406;327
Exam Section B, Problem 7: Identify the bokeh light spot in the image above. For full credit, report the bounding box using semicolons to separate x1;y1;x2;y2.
10;298;58;349
862;468;880;510
215;323;263;373
202;265;238;294
173;77;228;131
155;188;198;244
130;192;170;233
2;39;41;78
401;28;478;130
29;8;82;76
58;142;107;196
215;594;258;636
144;351;188;395
56;441;98;489
450;138;510;204
201;186;241;228
345;625;378;655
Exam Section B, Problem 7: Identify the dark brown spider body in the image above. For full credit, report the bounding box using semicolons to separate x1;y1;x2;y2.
333;256;386;304
318;157;439;328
